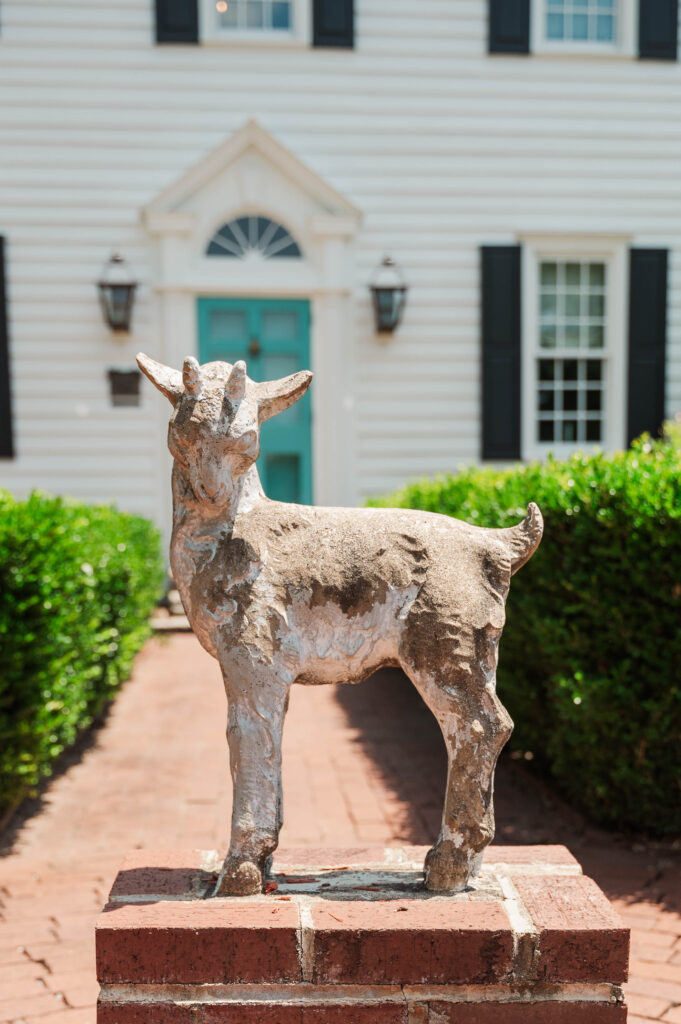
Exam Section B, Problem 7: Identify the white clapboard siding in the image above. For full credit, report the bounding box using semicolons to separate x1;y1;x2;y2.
0;0;679;519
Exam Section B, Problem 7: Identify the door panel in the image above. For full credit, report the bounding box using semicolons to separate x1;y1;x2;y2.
265;454;301;504
197;298;312;504
206;309;249;349
260;308;301;342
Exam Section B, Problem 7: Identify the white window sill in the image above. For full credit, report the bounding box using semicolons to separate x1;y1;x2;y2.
202;32;308;48
532;42;634;59
525;442;608;461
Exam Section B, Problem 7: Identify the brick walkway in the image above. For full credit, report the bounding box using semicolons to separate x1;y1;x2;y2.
1;633;680;1024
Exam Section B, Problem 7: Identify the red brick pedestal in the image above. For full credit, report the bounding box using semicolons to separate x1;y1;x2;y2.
96;845;629;1023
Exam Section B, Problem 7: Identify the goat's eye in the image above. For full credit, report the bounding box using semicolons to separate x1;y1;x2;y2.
229;430;257;453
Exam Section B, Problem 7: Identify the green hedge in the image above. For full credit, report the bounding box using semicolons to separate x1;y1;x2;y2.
0;491;164;817
369;432;681;836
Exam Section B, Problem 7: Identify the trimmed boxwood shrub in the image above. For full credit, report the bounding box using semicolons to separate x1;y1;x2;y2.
369;432;681;836
0;491;164;817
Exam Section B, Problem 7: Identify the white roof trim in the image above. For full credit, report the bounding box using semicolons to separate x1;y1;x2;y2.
143;119;361;221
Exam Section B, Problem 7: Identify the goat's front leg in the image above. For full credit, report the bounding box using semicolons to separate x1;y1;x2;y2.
215;663;290;896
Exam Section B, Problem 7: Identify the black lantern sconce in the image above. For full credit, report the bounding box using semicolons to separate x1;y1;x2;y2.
97;253;137;333
370;256;408;334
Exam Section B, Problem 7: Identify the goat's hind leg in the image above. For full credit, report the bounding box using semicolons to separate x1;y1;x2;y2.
401;648;512;892
215;662;290;896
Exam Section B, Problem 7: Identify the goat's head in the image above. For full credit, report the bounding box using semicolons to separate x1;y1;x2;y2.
137;353;312;509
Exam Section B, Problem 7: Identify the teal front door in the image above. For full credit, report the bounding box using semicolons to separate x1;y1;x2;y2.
197;298;312;504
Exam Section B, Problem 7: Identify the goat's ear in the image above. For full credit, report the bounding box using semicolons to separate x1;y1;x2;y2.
137;353;183;404
257;370;313;423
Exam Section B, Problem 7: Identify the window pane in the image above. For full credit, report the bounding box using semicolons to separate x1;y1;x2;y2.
564;323;580;348
572;12;589;38
586;389;602;411
217;0;238;26
246;1;264;27
589;293;605;316
541;325;557;348
564;359;578;381
586;360;602;381
539;390;555;412
541;293;557;315
586;420;602;442
596;13;614;39
541;262;557;285
565;262;581;285
539;359;555;381
562;420;578;442
563;389;579;411
589;262;605;286
565;293;580;317
272;1;290;27
547;12;565;37
539;420;555;442
588;324;604;348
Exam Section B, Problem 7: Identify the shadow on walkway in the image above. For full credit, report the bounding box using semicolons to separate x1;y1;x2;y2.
0;703;115;858
334;668;681;915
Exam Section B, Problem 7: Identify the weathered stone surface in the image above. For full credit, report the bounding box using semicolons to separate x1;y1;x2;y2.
138;353;543;897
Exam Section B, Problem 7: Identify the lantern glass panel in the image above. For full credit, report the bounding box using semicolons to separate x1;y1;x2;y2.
373;286;406;332
99;283;135;332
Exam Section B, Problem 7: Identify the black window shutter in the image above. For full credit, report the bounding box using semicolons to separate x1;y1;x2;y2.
488;0;530;54
639;0;678;60
313;0;354;47
155;0;198;43
627;249;668;444
0;237;14;459
481;246;522;460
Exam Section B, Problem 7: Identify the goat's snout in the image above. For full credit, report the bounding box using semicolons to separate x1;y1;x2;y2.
191;457;229;505
197;480;227;503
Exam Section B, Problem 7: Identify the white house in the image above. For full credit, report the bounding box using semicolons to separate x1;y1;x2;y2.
0;0;678;541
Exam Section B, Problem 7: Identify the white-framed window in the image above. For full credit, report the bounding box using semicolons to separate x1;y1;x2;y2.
201;0;310;44
520;236;629;460
532;0;637;55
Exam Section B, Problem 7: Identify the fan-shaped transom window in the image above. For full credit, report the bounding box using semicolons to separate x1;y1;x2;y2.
206;216;302;259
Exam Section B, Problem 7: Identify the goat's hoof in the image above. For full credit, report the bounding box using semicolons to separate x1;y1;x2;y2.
424;841;472;892
214;858;262;896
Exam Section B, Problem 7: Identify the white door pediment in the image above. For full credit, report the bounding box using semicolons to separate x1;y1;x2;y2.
143;119;360;286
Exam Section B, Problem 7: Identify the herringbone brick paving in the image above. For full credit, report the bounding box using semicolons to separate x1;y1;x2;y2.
1;633;679;1022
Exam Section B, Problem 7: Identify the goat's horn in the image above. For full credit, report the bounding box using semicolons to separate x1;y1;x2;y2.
226;360;247;402
136;352;183;404
503;502;544;576
182;356;202;397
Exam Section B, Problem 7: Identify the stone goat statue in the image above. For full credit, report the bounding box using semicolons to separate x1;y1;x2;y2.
138;353;543;897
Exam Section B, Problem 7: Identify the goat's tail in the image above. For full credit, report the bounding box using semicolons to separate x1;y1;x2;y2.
501;502;544;575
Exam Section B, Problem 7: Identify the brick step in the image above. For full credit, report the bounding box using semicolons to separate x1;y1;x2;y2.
96;845;629;1024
